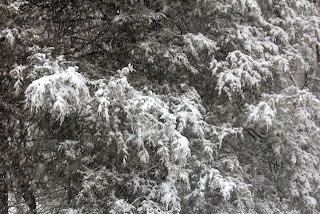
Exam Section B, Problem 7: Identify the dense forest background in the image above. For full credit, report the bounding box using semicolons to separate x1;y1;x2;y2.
1;0;320;213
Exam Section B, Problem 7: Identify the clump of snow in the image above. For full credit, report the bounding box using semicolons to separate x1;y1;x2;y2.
212;50;271;98
25;66;89;122
247;101;276;129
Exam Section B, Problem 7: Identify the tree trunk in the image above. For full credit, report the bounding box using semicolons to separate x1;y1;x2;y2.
22;189;37;214
12;151;37;213
0;130;8;214
0;173;8;214
17;171;36;214
17;168;37;214
15;190;24;214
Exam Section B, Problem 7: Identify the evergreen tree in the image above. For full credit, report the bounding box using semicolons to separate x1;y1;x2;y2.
1;0;320;213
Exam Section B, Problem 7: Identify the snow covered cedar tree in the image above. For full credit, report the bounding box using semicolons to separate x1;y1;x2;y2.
1;0;320;213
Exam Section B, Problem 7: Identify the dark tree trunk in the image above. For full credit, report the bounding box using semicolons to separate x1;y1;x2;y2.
0;173;8;214
18;170;37;214
0;125;9;214
22;188;37;214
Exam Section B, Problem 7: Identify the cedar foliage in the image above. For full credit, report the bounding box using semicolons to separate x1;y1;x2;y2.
1;0;320;213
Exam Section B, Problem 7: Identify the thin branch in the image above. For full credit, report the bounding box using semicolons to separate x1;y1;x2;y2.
289;75;298;87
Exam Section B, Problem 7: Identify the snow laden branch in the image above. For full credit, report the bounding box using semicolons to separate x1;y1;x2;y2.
246;86;320;211
22;63;245;213
25;66;89;123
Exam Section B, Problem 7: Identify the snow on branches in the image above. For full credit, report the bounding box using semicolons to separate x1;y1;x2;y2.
25;66;89;122
246;86;320;211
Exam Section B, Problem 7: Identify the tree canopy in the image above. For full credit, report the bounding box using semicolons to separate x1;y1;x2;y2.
1;0;320;213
